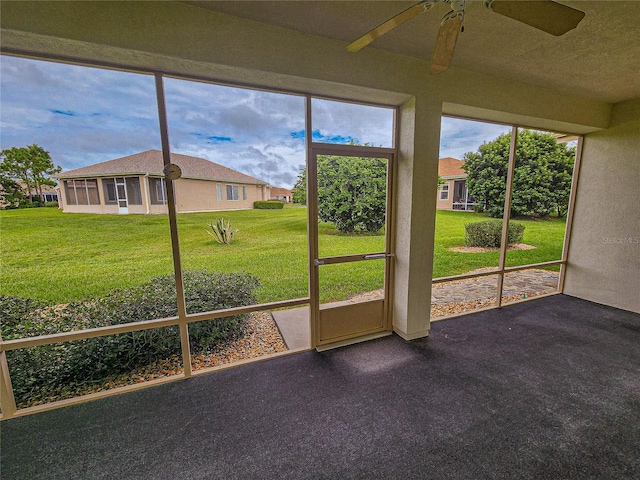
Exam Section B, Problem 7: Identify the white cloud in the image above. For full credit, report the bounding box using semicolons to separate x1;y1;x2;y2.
1;56;160;170
311;98;394;147
439;116;512;159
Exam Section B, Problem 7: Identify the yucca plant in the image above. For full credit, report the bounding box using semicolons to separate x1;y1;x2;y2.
206;217;238;245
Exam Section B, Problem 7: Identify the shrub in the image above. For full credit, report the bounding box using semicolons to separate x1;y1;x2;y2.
0;295;48;339
253;200;284;209
3;270;259;403
317;155;386;234
44;201;59;208
206;217;238;245
465;221;525;248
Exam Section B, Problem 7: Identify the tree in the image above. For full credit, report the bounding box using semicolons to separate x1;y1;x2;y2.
547;143;576;217
463;130;575;218
0;176;26;209
317;155;386;234
0;145;61;204
292;168;306;204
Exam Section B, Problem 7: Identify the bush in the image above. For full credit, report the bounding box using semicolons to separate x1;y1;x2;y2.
0;295;47;339
317;155;386;234
465;221;525;248
3;270;259;403
253;200;284;209
44;201;59;208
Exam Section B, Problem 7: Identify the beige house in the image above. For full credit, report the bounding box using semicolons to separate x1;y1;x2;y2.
436;157;476;211
270;187;292;203
56;150;270;214
18;182;59;203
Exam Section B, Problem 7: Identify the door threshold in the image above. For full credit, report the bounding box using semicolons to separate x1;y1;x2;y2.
315;331;392;352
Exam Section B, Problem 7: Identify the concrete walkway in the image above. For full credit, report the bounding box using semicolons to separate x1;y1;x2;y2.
272;269;559;349
271;307;311;350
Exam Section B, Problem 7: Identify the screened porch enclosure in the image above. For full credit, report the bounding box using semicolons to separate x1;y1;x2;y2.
62;174;162;214
452;180;476;211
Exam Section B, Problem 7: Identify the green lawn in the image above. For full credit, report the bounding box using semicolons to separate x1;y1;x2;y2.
433;210;567;275
0;207;566;305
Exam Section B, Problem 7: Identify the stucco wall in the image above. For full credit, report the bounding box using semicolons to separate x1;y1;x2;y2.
564;99;640;313
174;179;264;213
436;179;454;210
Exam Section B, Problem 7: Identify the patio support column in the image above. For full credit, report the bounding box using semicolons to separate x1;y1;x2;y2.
392;96;441;340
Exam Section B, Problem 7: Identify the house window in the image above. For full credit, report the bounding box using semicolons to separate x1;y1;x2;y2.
216;183;223;201
226;184;239;201
64;179;99;205
149;177;167;205
242;186;247;201
439;184;449;201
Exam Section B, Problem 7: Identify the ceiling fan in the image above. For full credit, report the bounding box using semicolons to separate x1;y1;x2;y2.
347;0;585;75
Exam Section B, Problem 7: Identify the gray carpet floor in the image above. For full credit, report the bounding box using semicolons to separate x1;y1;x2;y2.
2;294;639;479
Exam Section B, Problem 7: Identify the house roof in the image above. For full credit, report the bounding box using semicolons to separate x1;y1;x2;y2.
438;158;467;178
56;150;268;185
271;187;292;195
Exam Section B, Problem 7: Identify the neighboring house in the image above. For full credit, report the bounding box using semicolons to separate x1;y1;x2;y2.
18;182;59;203
270;187;292;203
39;185;59;203
437;157;476;211
55;150;271;214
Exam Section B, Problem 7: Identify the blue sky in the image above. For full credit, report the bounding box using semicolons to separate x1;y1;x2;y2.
1;55;508;188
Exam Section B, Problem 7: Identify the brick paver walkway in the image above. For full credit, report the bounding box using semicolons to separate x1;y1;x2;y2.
431;269;560;305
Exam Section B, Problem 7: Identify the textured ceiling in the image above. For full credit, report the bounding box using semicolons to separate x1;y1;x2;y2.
188;1;640;104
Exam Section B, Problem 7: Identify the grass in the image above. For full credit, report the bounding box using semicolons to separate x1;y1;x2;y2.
433;210;567;275
0;207;566;305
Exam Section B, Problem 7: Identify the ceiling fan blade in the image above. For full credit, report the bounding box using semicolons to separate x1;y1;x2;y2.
347;2;431;52
429;15;463;75
488;0;585;36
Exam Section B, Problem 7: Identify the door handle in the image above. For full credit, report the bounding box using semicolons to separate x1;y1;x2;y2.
363;253;393;260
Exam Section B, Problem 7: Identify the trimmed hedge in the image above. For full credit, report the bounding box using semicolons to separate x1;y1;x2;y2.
253;200;284;209
465;220;525;248
3;270;259;404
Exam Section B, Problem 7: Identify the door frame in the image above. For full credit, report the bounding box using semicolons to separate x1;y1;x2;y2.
115;177;129;214
307;142;396;348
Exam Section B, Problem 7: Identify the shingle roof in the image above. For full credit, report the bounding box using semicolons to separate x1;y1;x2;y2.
438;157;467;178
271;187;292;195
56;150;268;185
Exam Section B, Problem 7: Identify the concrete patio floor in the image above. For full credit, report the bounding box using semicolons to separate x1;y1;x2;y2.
272;269;559;350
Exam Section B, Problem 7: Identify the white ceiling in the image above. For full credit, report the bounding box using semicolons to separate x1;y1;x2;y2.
187;1;640;104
